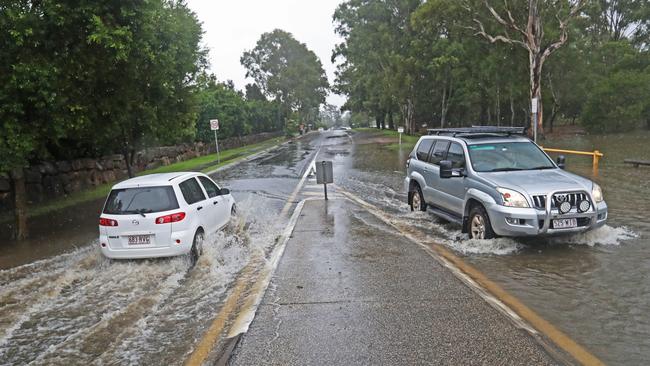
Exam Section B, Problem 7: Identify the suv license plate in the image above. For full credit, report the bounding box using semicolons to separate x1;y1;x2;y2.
128;235;151;245
553;218;577;229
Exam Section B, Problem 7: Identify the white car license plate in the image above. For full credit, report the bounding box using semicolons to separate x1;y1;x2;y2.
128;235;151;245
553;218;577;229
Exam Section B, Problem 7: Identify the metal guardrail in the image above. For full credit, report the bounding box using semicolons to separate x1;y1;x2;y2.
540;147;604;175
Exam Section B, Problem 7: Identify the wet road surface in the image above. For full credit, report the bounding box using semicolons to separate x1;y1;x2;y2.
231;199;559;365
0;133;324;365
1;129;648;365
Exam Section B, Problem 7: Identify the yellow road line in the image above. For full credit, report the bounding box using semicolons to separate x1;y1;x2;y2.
184;270;250;366
340;190;604;366
185;155;316;365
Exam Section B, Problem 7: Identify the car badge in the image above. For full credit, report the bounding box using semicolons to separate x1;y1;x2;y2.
132;220;140;225
555;194;567;202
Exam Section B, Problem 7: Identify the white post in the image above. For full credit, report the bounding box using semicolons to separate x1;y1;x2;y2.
214;130;220;163
531;98;538;143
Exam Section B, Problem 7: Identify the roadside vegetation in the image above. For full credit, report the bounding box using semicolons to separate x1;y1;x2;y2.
0;136;286;223
333;1;650;135
1;2;329;239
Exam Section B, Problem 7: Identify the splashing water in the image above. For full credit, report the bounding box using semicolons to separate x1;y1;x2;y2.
0;195;285;366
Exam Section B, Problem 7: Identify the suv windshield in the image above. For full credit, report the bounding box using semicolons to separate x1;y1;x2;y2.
468;142;555;172
103;186;179;215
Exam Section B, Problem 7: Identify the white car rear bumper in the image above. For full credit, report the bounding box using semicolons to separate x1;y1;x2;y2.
99;229;195;259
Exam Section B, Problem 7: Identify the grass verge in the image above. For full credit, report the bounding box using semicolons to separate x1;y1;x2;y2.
1;136;287;222
355;128;421;150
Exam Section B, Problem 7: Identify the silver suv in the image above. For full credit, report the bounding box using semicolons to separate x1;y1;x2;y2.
404;127;607;239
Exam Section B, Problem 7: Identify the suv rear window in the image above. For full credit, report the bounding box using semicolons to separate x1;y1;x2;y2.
416;139;434;161
429;141;450;165
103;186;179;215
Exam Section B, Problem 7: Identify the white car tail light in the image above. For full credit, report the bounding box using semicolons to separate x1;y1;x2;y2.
155;212;186;224
99;218;118;226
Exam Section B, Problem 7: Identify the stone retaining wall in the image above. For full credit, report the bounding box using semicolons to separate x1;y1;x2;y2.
0;132;282;211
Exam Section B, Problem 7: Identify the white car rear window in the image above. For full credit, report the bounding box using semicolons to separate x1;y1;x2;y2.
103;186;179;215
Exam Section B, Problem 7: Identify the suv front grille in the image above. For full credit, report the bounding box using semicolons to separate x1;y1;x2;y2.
532;192;590;210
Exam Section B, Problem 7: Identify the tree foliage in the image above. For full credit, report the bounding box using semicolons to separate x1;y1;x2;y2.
333;0;650;134
241;29;329;129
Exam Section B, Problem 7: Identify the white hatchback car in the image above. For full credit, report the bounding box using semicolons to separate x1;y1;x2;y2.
98;172;235;260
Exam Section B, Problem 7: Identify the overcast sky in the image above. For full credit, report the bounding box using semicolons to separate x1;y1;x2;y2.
186;0;347;107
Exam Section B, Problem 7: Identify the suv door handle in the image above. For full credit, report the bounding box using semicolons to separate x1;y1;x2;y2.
213;201;218;205
197;206;203;211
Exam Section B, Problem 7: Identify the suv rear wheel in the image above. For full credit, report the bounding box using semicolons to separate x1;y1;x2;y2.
468;205;495;239
410;183;426;212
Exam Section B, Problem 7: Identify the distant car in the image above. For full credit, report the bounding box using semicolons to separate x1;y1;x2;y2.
318;127;324;132
404;127;607;239
98;172;236;260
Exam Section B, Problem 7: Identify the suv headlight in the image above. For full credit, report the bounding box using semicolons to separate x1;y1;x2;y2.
592;183;604;203
497;187;529;208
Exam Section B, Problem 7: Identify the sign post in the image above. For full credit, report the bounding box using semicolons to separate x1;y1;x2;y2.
397;127;404;145
210;119;220;163
531;98;538;143
315;161;333;200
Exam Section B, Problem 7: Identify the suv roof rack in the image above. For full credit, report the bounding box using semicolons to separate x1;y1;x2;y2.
427;126;527;137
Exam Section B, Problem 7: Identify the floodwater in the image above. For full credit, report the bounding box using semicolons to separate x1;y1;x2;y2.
1;129;648;364
336;129;649;365
0;135;322;365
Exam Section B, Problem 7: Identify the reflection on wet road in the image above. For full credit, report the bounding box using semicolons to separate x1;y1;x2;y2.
0;134;322;365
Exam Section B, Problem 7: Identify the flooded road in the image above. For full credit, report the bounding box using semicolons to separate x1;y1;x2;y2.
0;134;323;365
333;129;649;365
1;129;648;365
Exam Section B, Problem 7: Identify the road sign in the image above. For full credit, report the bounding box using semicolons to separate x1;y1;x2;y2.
316;161;333;200
397;127;404;133
210;119;220;163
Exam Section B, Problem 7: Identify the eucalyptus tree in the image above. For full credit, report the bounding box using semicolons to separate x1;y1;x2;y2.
333;0;421;133
466;0;587;137
241;29;329;130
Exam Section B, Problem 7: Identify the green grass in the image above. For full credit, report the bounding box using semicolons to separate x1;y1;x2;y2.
1;136;287;222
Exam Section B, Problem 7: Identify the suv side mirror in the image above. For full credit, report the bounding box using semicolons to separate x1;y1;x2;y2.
440;160;453;178
557;155;566;169
219;188;230;195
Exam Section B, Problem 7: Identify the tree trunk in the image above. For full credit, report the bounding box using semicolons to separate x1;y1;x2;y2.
549;103;558;133
529;52;544;138
11;168;28;240
510;91;515;126
440;85;447;128
123;146;134;178
388;110;395;130
496;85;501;126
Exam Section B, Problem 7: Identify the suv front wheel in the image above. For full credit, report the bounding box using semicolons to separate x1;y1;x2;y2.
468;205;496;239
410;183;426;212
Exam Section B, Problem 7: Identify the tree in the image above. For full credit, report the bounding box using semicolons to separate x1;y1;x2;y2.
320;104;343;128
468;0;587;138
241;29;329;131
84;0;205;177
0;0;204;239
